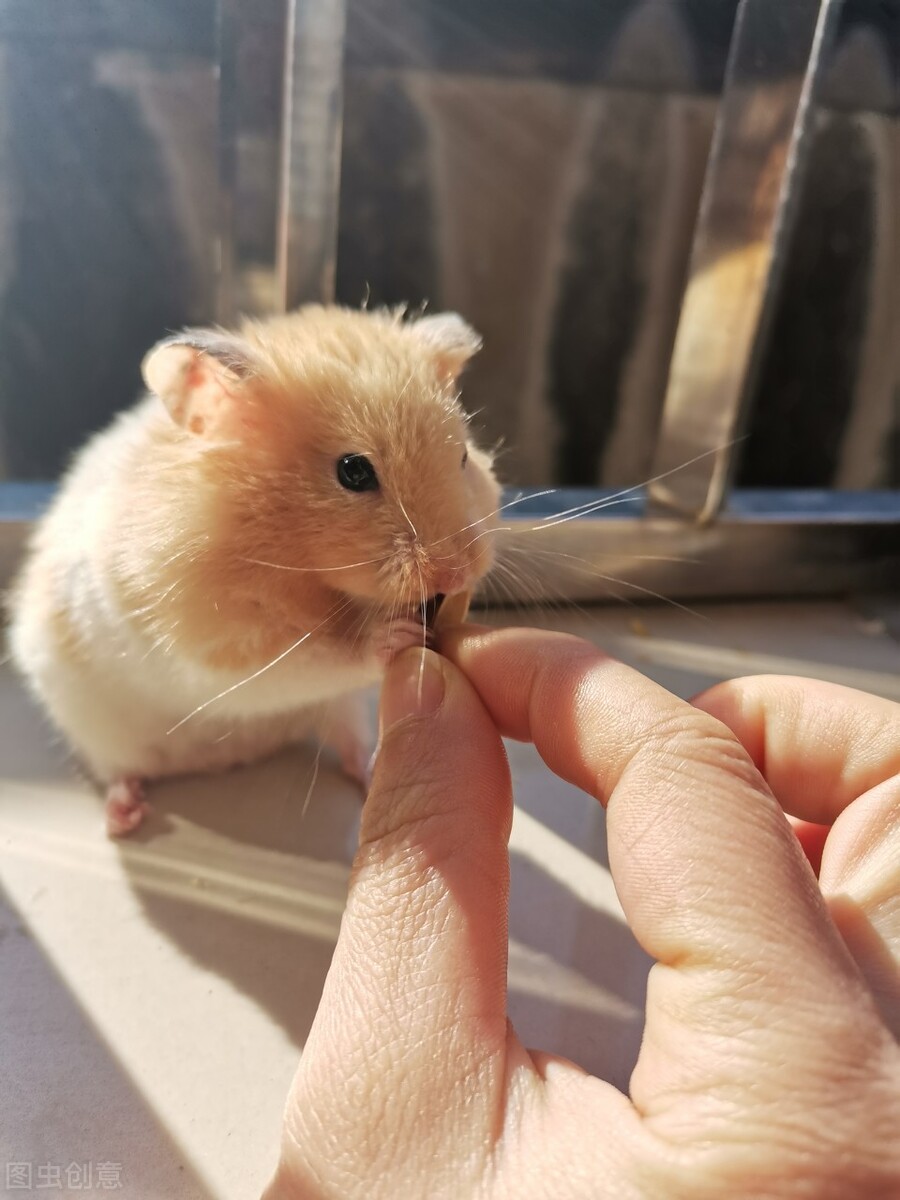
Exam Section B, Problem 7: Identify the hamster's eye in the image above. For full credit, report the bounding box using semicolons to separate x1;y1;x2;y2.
337;454;379;493
461;448;469;468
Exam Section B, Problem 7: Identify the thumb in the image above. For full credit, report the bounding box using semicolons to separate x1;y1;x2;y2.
285;648;513;1177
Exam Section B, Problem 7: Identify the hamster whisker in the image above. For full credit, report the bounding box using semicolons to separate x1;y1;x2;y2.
483;557;537;618
438;526;516;561
535;441;742;528
502;544;705;619
486;552;606;629
485;553;600;630
432;443;738;559
166;598;354;734
514;546;700;568
455;441;740;552
429;490;666;570
463;493;647;553
426;443;735;567
491;552;566;609
429;485;701;574
428;489;559;551
531;494;643;529
496;488;558;513
415;558;428;702
396;495;419;542
299;743;323;822
344;604;372;657
242;554;392;573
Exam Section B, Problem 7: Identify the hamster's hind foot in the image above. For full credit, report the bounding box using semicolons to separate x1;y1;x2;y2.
105;776;149;838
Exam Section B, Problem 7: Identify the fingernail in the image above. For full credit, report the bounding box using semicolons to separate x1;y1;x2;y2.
380;648;446;732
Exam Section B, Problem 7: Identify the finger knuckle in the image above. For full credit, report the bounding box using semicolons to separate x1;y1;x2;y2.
631;708;762;792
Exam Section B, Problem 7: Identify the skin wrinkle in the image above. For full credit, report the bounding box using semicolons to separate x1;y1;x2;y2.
273;1126;335;1199
504;1082;651;1200
746;1085;896;1190
345;924;450;1027
294;1046;399;1181
641;967;896;1140
824;779;900;889
351;831;510;977
634;1089;896;1200
311;992;474;1182
354;801;509;925
359;787;490;863
694;676;900;823
654;920;873;1047
613;799;782;965
624;798;839;984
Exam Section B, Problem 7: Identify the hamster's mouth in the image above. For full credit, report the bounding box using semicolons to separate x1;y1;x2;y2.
387;593;445;630
372;594;445;665
422;593;446;631
374;591;474;665
397;592;445;642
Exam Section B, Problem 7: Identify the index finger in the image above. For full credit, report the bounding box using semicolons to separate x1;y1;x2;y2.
442;625;865;1003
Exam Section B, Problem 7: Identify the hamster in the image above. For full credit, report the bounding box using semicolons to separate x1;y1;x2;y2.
6;305;500;836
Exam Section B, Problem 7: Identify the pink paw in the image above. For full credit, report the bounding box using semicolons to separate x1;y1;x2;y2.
105;777;149;838
373;617;433;667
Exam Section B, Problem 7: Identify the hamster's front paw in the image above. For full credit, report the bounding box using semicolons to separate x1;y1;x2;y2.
372;617;433;667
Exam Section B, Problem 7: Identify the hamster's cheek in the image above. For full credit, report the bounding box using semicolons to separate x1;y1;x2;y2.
468;464;501;548
469;455;501;517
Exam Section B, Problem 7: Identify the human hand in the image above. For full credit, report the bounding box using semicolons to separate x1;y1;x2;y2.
263;627;900;1199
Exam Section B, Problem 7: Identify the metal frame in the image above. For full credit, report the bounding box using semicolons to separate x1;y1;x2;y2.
1;0;897;605
275;0;347;309
214;0;240;326
647;0;844;523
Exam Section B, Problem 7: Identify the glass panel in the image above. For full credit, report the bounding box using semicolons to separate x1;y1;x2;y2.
0;0;897;604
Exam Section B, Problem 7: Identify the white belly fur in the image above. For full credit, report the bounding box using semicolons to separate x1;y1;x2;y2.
10;558;380;783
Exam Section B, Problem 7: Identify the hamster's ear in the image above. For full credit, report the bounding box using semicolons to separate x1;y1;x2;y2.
412;312;482;381
141;329;259;438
